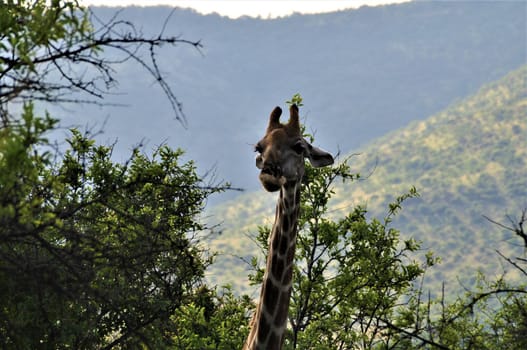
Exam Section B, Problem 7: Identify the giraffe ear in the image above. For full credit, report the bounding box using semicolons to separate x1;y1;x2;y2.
305;142;334;168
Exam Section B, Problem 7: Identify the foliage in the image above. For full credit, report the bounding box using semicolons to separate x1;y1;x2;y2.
286;93;304;107
0;103;231;348
170;285;253;350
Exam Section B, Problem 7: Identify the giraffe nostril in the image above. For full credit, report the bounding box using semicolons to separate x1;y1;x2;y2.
262;164;282;177
272;166;282;177
262;167;273;176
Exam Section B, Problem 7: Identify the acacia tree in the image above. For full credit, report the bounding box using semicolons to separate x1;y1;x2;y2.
289;163;433;350
0;1;242;348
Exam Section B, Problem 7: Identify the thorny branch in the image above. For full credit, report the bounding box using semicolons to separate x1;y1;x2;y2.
483;209;527;248
0;7;202;127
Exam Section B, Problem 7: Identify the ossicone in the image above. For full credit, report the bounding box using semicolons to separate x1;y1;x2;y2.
287;104;300;134
267;106;282;133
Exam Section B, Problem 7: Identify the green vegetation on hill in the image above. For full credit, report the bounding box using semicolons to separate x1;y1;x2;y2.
207;66;527;296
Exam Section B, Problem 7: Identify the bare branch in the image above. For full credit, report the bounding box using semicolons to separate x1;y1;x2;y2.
445;288;527;327
381;318;450;350
1;7;203;126
483;209;527;248
496;249;527;276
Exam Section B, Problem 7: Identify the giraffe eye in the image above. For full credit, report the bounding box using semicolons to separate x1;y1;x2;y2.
292;141;305;155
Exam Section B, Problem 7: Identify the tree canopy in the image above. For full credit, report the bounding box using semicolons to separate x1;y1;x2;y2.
0;104;228;347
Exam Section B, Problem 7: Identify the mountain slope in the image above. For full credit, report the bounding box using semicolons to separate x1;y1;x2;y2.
206;66;527;295
49;2;526;192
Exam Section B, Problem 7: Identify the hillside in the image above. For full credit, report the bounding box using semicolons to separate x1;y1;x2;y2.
206;66;527;296
47;1;526;194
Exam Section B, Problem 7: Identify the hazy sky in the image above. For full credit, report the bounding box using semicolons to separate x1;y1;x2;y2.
79;0;412;18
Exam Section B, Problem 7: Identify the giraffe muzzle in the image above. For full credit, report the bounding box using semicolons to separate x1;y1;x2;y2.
259;169;286;192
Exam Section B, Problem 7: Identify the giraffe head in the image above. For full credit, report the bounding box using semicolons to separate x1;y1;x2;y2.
255;104;334;192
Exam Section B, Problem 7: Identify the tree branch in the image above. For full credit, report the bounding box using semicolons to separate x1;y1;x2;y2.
1;8;203;126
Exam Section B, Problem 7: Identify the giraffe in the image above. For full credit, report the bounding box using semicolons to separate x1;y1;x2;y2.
243;104;334;350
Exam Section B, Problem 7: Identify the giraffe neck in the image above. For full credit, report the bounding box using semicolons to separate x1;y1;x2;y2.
244;181;301;350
